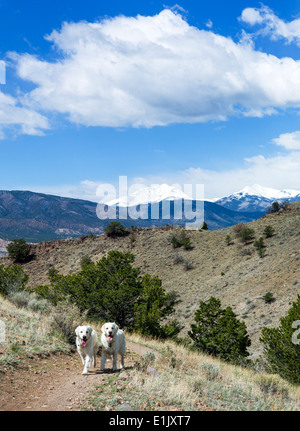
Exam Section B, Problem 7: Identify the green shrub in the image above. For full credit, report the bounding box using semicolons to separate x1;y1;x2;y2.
48;267;59;279
170;230;193;250
261;292;275;304
188;297;251;364
0;264;29;296
104;221;128;238
264;225;275;238
238;227;255;244
37;251;142;328
260;295;300;384
133;274;180;339
7;239;32;263
201;221;208;230
266;201;280;214
225;234;233;246
254;237;266;258
80;255;93;269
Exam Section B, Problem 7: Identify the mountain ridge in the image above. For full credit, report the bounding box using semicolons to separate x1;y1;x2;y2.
0;189;263;243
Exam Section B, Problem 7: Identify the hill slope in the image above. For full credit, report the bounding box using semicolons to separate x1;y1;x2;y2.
1;202;299;359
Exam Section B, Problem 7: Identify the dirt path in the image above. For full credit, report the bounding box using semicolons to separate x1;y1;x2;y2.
0;341;153;411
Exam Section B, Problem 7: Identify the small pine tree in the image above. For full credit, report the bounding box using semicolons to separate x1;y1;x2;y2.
238;227;255;244
80;255;93;269
260;295;300;384
254;237;266;258
7;238;31;263
261;292;275;304
188;297;251;364
267;201;280;214
104;221;128;238
264;225;275;238
170;230;193;250
225;234;233;246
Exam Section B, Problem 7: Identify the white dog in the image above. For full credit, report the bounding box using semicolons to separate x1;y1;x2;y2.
75;325;99;375
100;322;126;372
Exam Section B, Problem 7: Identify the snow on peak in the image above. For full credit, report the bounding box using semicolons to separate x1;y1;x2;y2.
106;184;194;207
235;184;300;200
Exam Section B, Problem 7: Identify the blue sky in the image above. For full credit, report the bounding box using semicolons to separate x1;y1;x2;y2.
1;0;300;201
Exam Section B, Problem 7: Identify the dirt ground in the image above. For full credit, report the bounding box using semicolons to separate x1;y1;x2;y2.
0;341;150;411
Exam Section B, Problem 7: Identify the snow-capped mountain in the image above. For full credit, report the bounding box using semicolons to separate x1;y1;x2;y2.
215;184;300;213
106;184;196;207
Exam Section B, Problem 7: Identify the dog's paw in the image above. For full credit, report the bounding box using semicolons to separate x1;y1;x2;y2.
82;370;88;375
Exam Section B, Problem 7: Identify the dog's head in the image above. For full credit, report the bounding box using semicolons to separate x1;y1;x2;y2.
101;322;119;342
75;325;93;347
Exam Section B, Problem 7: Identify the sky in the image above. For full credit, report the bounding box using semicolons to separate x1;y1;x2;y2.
1;0;300;201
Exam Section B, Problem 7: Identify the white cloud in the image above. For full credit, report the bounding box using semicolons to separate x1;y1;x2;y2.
272;131;300;150
35;145;300;202
205;19;213;29
0;89;49;138
240;8;264;26
240;5;300;46
9;9;300;129
132;149;300;200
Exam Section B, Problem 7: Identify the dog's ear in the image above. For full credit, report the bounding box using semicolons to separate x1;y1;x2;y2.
101;323;106;333
75;326;80;336
87;326;92;335
113;323;119;333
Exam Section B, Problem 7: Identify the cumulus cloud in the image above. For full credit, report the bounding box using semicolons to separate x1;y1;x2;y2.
39;145;300;202
131;149;300;200
240;5;300;46
0;89;49;138
9;9;300;129
272;131;300;150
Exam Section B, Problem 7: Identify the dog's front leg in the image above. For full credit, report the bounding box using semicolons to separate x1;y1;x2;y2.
82;355;92;375
100;352;106;371
112;353;118;371
79;352;85;365
120;354;125;369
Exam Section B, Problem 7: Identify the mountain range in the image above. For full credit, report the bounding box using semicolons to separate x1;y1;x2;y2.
0;184;299;245
215;184;300;213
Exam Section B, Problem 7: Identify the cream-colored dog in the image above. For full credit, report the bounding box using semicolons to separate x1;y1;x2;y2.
100;322;126;371
75;325;99;375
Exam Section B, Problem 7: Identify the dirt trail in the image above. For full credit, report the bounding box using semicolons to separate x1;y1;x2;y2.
0;341;153;411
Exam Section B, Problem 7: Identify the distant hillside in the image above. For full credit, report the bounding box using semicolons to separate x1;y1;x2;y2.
2;201;299;359
0;190;261;243
0;190;105;242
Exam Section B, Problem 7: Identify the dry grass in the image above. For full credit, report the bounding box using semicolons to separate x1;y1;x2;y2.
85;332;300;411
0;296;71;371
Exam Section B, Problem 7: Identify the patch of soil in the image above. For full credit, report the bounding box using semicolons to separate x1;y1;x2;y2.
0;342;142;411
